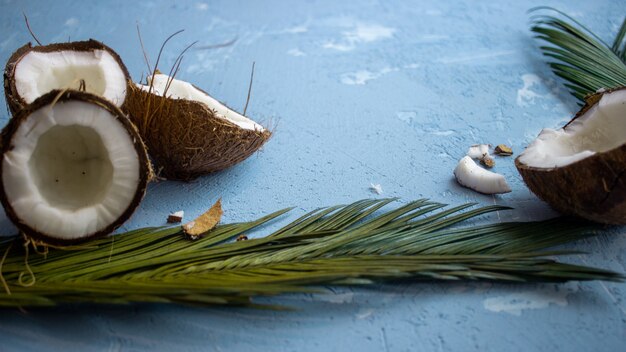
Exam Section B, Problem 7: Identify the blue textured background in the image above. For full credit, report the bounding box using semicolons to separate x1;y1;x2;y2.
1;0;625;351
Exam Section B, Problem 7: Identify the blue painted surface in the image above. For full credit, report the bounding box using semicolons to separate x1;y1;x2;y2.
0;0;625;351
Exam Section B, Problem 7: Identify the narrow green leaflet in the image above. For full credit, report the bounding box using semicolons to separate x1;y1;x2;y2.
530;7;626;101
0;199;622;308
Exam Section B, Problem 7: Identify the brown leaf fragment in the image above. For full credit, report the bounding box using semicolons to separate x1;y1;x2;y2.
494;144;513;156
183;199;223;239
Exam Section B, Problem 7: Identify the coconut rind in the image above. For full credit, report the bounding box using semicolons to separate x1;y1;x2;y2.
515;87;626;224
124;81;271;181
3;40;130;114
516;146;626;224
0;90;151;245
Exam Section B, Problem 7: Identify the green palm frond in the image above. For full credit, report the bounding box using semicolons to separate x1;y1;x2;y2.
530;7;626;101
0;198;622;308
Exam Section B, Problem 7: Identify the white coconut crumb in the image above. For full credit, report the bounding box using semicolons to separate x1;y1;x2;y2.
596;87;606;93
370;183;383;195
454;156;511;195
467;144;491;159
167;210;185;223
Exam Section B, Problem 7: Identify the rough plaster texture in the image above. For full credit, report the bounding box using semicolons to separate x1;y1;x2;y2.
0;0;624;351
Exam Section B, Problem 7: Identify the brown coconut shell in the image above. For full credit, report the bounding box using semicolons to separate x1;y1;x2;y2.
4;39;130;114
124;81;271;181
0;90;151;245
515;87;626;224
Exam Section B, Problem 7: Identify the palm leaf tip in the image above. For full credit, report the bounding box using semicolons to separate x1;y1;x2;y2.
529;7;626;102
611;18;626;59
0;198;622;308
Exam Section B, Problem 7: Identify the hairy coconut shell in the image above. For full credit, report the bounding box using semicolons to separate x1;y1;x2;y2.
0;90;151;245
124;82;271;181
4;39;130;114
516;87;626;224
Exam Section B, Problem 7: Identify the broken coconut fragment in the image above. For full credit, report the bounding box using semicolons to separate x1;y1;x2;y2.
183;199;223;239
454;156;511;194
124;73;271;181
167;210;184;223
4;40;130;113
466;144;491;159
480;156;495;168
0;90;150;244
467;144;495;168
516;87;626;224
494;144;513;156
370;183;383;195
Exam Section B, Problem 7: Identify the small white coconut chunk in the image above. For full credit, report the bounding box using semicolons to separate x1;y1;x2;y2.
2;101;140;240
370;183;383;195
518;89;626;169
139;74;265;132
454;156;511;194
167;210;184;223
14;50;127;106
467;144;491;159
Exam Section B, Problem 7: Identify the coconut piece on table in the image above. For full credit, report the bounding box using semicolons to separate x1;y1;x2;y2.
167;210;184;223
454;156;511;194
370;183;383;195
124;74;271;181
0;90;151;245
480;156;496;168
466;144;491;159
183;199;223;239
516;87;626;224
494;144;513;156
4;40;129;113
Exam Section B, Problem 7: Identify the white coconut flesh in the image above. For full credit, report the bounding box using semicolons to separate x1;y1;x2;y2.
518;89;626;169
139;74;265;131
454;156;511;194
467;144;491;159
14;50;127;107
2;101;141;240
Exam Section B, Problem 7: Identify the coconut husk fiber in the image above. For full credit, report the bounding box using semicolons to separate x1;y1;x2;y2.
124;82;271;181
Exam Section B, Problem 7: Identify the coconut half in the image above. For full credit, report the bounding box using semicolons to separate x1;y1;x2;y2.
124;73;271;181
516;87;626;224
4;40;129;113
0;90;151;244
